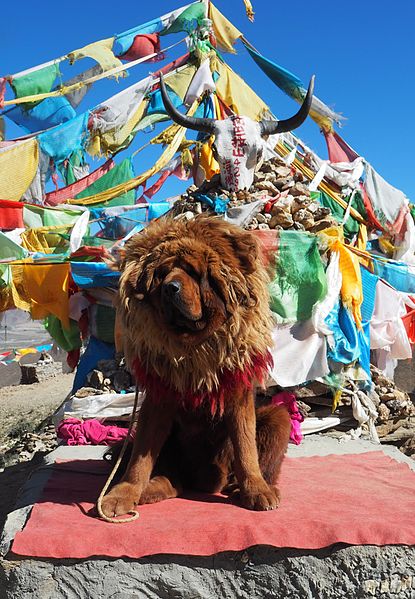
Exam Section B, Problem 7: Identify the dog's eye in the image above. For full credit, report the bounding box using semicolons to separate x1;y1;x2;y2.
183;264;200;280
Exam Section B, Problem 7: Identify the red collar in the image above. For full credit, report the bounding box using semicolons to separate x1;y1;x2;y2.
133;352;273;416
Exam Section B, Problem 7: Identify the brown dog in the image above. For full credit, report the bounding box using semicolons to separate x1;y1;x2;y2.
100;215;291;517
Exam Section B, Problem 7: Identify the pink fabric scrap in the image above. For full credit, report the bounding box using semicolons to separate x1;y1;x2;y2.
57;418;129;446
0;77;6;109
271;392;304;445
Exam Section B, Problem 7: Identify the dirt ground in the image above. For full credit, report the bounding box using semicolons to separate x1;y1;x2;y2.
0;374;74;532
0;374;74;442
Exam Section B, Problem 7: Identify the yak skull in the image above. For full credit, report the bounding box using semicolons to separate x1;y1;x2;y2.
159;74;315;192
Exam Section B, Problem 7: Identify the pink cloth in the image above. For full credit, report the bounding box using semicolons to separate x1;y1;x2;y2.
57;418;129;446
271;392;304;445
44;159;115;206
324;131;359;164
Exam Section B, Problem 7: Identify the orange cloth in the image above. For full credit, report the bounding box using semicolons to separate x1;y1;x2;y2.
12;263;70;328
199;136;220;181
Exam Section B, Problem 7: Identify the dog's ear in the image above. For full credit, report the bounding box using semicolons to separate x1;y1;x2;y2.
193;217;260;275
121;259;149;302
226;229;259;275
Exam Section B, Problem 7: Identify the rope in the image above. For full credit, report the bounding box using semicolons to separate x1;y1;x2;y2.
96;385;141;523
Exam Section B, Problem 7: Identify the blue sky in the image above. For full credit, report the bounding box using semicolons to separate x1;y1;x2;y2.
1;0;414;201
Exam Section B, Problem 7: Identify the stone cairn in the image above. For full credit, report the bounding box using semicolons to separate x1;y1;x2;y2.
20;352;62;385
172;155;338;232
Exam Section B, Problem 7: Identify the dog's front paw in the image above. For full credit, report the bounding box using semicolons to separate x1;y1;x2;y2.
99;482;140;517
238;478;281;511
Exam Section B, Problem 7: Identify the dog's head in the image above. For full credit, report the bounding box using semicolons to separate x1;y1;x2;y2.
114;215;264;350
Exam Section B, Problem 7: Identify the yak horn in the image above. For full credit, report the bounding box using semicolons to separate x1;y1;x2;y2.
159;74;216;134
259;76;315;137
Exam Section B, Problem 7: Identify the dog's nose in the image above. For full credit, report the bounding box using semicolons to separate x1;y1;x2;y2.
164;280;181;297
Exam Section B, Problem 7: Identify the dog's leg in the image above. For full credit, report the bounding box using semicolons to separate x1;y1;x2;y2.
255;404;291;484
139;475;183;505
100;395;177;517
224;388;282;511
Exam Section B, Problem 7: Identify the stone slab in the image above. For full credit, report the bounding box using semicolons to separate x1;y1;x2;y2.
1;438;414;599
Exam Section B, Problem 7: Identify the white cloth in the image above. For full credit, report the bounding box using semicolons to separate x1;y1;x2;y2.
364;160;408;227
311;250;342;344
91;75;152;134
21;150;50;204
269;320;329;387
69;209;90;253
308;160;328;192
370;279;412;360
184;59;215;106
54;391;145;424
269;251;341;387
393;211;415;266
68;292;90;321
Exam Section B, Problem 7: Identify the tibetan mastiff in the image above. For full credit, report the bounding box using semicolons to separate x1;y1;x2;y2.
100;215;290;517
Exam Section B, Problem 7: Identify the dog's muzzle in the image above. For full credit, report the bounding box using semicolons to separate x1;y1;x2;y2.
161;279;203;325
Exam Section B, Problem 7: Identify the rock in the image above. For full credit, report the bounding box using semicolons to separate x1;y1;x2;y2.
382;389;409;404
310;218;337;233
87;369;104;389
258;223;270;230
274;166;291;178
255;181;279;195
290;197;311;214
281;180;295;191
20;361;62;385
377;403;390;423
313;206;332;220
269;212;294;229
74;387;103;398
256;212;267;224
293;222;305;231
290;182;310;197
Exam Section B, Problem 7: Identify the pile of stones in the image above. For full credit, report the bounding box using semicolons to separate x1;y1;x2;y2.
20;352;62;385
0;423;57;470
288;368;414;457
172;155;338;232
78;354;134;395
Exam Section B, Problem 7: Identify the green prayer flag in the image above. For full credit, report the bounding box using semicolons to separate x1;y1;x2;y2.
11;63;61;104
312;190;367;240
161;3;206;35
0;231;28;261
23;205;84;228
269;230;327;323
44;316;82;352
75;158;135;207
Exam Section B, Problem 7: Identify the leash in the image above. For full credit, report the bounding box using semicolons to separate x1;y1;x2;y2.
96;386;141;523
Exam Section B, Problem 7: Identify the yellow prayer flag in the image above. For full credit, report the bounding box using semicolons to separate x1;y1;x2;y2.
209;4;243;54
215;62;268;121
0;139;39;201
69;38;122;73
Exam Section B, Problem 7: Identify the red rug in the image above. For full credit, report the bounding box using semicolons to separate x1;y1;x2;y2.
11;452;415;559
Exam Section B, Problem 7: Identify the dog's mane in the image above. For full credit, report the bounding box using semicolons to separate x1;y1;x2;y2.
116;215;273;396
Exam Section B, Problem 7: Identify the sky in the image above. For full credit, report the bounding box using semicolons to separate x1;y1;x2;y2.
1;0;414;201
